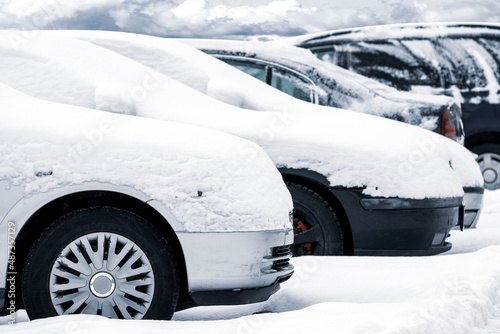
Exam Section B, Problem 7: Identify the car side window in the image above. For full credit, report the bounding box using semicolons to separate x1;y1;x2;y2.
223;59;269;83
222;58;315;103
270;68;315;103
337;41;444;90
478;37;500;85
434;38;488;90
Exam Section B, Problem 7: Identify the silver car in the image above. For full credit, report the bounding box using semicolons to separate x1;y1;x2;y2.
0;84;294;321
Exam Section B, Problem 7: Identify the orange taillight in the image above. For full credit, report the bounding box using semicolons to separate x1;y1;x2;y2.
442;108;457;140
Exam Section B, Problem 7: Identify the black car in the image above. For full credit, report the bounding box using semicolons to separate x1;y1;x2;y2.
292;22;500;191
182;38;483;229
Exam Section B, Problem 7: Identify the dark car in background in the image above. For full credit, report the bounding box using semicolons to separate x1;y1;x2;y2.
183;38;483;229
291;22;500;191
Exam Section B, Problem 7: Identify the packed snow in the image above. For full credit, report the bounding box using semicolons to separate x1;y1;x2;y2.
2;190;500;333
0;30;482;199
0;82;292;233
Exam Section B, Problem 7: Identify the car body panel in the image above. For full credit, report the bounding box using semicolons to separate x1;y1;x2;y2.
331;188;461;255
178;229;294;292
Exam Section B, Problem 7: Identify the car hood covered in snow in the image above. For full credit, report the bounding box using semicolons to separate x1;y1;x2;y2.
0;82;292;233
0;31;483;199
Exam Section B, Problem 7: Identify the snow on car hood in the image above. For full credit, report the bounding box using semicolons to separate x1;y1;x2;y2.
0;31;483;199
0;83;292;233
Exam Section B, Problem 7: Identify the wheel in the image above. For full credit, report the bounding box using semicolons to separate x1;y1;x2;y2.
470;144;500;190
286;182;343;256
22;207;179;320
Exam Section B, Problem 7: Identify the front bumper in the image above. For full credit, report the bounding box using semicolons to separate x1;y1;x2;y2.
176;229;294;309
461;187;484;229
331;188;463;256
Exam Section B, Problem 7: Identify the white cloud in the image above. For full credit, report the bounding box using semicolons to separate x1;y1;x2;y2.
0;0;498;39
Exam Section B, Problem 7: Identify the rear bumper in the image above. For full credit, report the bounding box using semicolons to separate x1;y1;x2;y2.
461;187;484;229
331;188;463;256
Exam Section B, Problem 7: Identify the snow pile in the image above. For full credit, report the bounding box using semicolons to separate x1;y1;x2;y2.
0;83;292;233
0;30;482;199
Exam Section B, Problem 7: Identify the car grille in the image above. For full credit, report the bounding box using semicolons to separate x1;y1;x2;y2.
262;244;293;274
271;245;292;271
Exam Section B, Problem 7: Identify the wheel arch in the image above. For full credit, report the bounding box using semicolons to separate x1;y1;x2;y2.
279;168;354;255
12;190;189;310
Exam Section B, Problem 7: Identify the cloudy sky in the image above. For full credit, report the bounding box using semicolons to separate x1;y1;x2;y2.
0;0;499;40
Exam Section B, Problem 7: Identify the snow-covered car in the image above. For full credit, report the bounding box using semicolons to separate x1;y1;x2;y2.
0;31;484;257
184;39;465;145
289;22;500;191
166;38;482;230
0;83;295;321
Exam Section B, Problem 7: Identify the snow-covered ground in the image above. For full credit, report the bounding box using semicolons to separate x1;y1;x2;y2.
2;191;499;333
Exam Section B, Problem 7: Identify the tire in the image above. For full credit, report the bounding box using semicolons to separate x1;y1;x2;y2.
286;182;343;256
470;144;500;190
22;207;179;320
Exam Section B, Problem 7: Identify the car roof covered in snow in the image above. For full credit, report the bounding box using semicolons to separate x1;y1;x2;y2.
282;22;500;47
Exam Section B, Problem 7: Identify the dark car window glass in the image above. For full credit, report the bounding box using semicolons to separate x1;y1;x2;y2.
476;37;500;84
315;48;351;69
400;39;450;88
435;38;487;90
223;59;268;82
315;41;430;91
270;68;314;102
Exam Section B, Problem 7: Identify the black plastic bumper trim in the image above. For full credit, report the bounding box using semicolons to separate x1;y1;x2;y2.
0;288;5;312
459;205;465;231
177;273;293;311
354;242;453;256
463;186;485;194
360;196;463;211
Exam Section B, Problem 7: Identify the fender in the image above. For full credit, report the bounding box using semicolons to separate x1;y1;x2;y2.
0;181;183;295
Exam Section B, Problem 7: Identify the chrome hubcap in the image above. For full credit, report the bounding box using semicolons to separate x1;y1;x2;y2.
49;232;155;319
477;153;500;190
90;272;116;298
